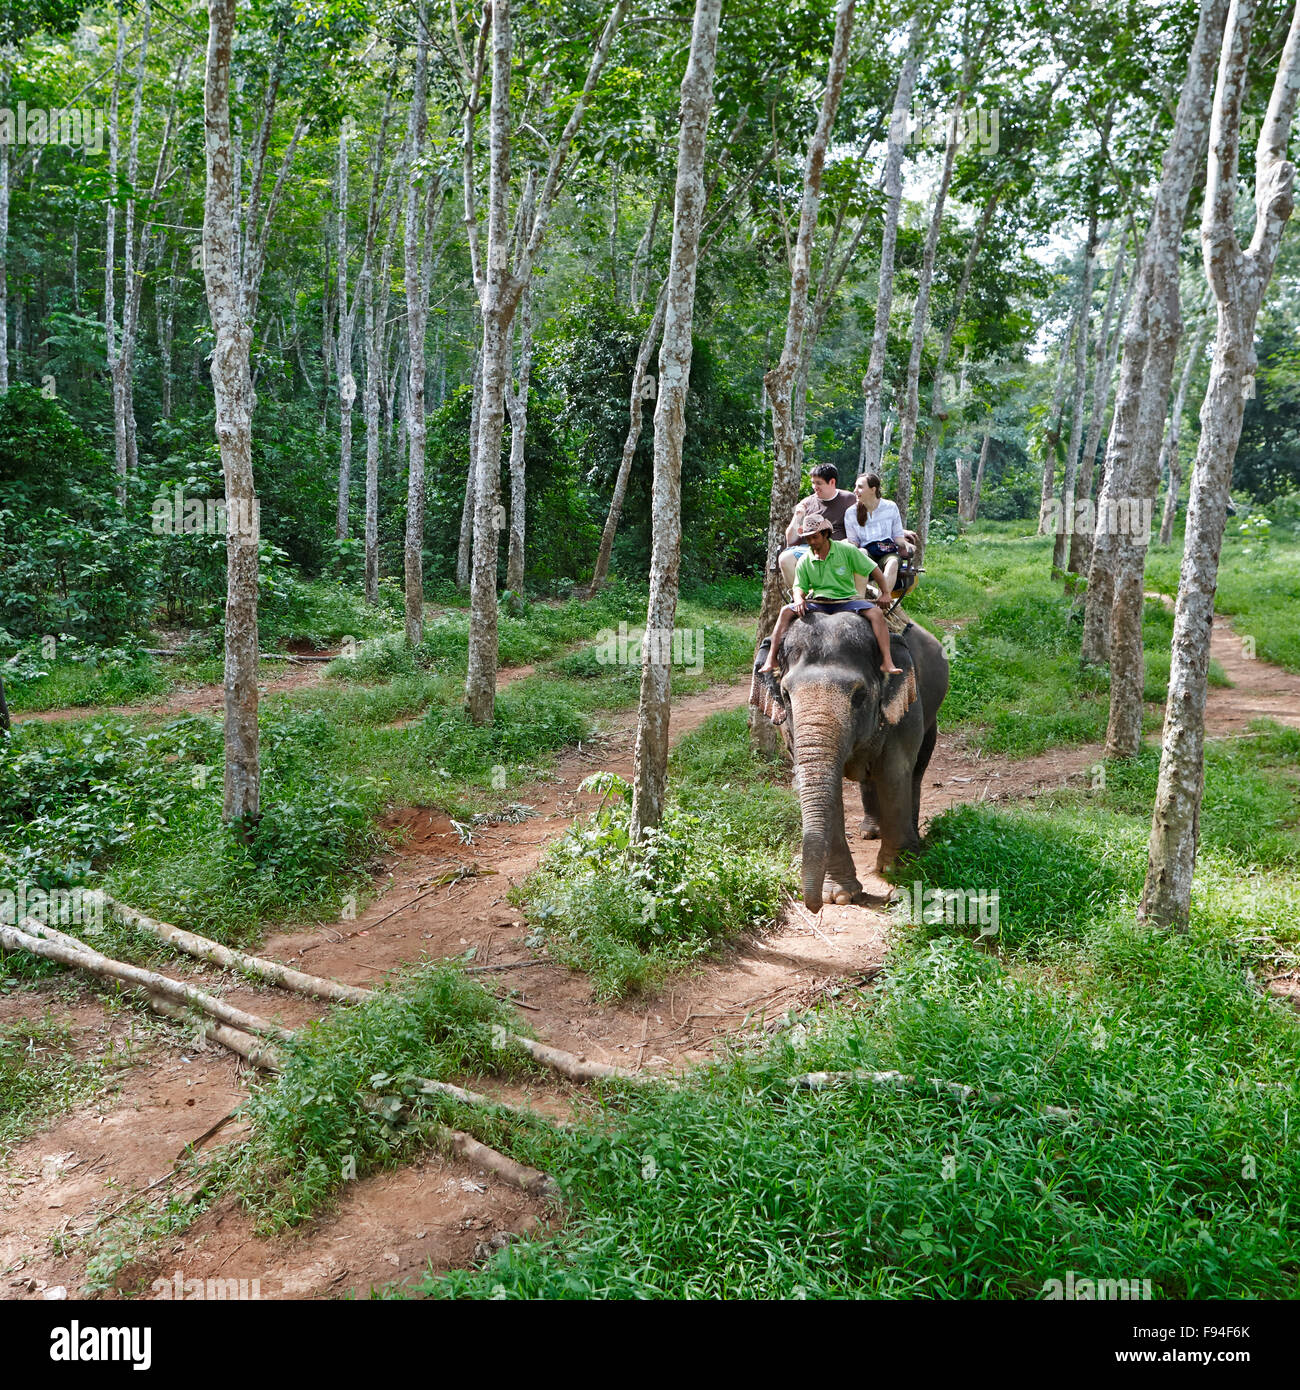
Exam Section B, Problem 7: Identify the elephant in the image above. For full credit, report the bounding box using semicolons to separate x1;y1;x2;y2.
755;612;948;911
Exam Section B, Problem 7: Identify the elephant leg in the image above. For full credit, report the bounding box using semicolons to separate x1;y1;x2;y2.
872;749;924;874
910;718;938;841
859;780;881;840
820;780;861;905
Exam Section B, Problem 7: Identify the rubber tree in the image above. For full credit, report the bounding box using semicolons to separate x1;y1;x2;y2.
754;0;857;650
1068;215;1136;576
858;12;925;477
1143;0;1300;929
915;185;1002;561
629;0;723;839
402;0;432;649
465;0;630;723
1158;306;1211;545
1051;206;1100;572
201;0;308;831
1098;0;1230;758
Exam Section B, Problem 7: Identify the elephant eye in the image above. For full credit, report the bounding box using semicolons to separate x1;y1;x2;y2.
851;685;867;707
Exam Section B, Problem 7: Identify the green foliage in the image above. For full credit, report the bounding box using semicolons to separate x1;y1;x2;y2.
0;387;152;642
519;716;797;999
0;1015;109;1156
222;963;530;1231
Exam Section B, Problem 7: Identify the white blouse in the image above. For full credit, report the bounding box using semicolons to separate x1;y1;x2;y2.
844;497;905;548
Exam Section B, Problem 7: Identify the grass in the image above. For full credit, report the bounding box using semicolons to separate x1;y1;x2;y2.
0;1014;111;1157
218;962;539;1233
410;723;1300;1300
1144;519;1300;672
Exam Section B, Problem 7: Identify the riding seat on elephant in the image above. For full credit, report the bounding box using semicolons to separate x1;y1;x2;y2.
752;611;949;910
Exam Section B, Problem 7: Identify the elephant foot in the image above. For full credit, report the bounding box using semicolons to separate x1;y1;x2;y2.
859;816;880;840
823;876;862;907
875;839;920;875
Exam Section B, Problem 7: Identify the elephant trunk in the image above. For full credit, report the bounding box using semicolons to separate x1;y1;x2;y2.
791;691;850;911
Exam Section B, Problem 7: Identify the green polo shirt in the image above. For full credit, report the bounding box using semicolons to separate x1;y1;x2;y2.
794;540;871;601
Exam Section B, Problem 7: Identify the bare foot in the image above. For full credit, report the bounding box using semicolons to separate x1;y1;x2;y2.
881;664;903;677
758;661;777;675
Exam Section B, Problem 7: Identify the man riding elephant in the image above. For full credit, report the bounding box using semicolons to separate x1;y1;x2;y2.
753;596;948;911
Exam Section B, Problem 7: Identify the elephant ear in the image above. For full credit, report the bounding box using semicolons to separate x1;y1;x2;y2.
880;664;918;726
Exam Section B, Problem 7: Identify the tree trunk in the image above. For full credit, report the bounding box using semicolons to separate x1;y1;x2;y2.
1158;310;1210;545
916;186;1000;561
0;133;8;391
858;15;924;477
505;276;535;595
1037;305;1079;534
457;325;482;589
464;0;630;723
754;0;856;651
1052;207;1100;571
464;0;517;719
1069;218;1135;575
1103;0;1228;757
971;429;991;520
956;454;973;522
336;128;355;540
629;0;722;838
589;285;667;594
893;92;964;523
403;2;432;649
203;0;260;832
1143;0;1300;928
104;4;127;498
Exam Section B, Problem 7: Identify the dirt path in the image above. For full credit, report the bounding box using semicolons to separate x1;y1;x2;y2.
2;615;1296;1301
11;660;335;725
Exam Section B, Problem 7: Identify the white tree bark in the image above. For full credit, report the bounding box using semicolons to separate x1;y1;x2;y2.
0;134;7;392
504;176;537;595
1052;208;1100;571
754;0;856;648
203;0;259;831
464;0;629;723
1068;217;1135;575
361;86;400;604
588;286;667;595
629;0;722;838
335;127;355;540
916;187;1001;560
1143;0;1300;929
969;429;992;520
588;124;772;597
893;93;964;523
859;14;924;476
403;2;432;649
1102;0;1230;757
104;2;128;497
1158;309;1211;545
1037;301;1080;534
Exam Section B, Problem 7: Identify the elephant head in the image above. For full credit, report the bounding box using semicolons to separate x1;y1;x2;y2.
758;611;921;910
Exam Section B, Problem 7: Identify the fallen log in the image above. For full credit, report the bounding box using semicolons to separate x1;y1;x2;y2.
0;919;294;1042
510;1034;661;1085
414;1077;568;1128
435;1126;559;1200
94;893;372;1005
147;994;283;1071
